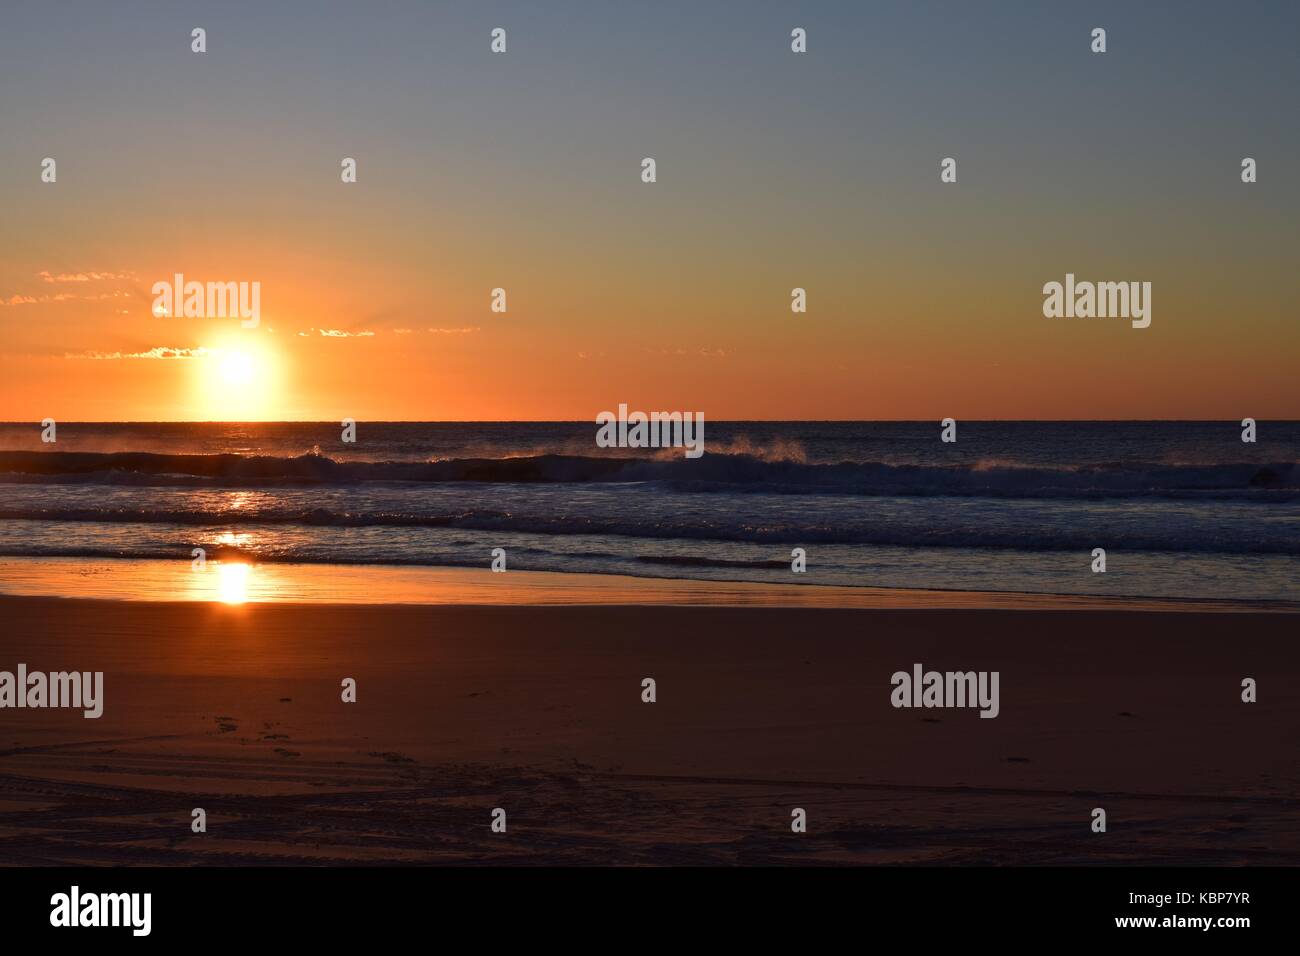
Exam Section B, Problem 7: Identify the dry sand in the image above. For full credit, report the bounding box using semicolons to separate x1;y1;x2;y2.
0;596;1296;865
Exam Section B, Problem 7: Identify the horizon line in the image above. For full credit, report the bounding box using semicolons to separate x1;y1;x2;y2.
3;419;1294;426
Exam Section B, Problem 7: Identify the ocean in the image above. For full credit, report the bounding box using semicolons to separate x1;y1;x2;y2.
0;421;1296;603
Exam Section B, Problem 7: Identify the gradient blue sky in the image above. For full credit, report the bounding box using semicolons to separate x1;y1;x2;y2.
2;1;1297;419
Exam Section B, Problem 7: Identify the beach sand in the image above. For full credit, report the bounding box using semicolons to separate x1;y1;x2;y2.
0;595;1296;865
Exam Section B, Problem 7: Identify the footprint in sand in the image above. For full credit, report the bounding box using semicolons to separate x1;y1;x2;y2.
367;751;415;764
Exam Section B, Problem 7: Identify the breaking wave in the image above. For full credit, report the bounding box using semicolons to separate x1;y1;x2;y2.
1;450;1295;500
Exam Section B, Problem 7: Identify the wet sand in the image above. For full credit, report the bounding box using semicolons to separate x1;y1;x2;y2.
0;596;1296;865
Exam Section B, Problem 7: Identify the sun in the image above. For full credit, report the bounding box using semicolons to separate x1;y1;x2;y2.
218;350;255;386
195;337;283;420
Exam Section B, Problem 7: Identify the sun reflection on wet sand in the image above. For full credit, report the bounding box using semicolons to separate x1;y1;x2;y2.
0;556;1273;612
216;562;252;605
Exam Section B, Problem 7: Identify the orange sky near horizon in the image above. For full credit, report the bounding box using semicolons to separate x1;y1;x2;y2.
2;210;1295;422
2;249;1296;422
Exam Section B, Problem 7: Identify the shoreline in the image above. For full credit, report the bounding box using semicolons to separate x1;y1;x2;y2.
1;555;1295;612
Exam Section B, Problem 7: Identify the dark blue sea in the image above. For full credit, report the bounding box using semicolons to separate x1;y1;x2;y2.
1;421;1296;602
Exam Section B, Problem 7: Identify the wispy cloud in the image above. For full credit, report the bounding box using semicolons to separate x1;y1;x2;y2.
66;346;211;360
290;327;478;337
643;347;728;359
38;270;136;284
296;328;376;338
2;291;134;306
0;270;139;308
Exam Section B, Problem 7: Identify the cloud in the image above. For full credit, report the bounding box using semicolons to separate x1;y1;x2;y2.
643;347;728;358
0;271;139;307
38;270;136;283
1;291;133;306
288;327;479;337
66;346;211;360
293;328;376;337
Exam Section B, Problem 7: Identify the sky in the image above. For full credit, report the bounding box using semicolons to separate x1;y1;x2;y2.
1;0;1297;421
